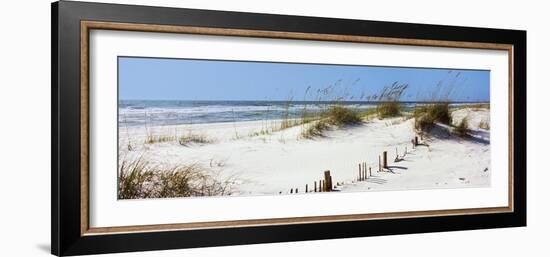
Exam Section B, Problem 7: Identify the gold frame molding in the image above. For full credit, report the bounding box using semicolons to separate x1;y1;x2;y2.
80;20;514;236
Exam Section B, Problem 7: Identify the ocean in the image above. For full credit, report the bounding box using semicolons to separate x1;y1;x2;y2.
118;100;480;127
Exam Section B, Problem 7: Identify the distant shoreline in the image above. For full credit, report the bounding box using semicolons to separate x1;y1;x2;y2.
118;100;489;127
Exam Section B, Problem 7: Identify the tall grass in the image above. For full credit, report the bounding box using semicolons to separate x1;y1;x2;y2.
118;158;155;199
145;134;175;144
479;120;490;130
280;95;295;130
453;117;469;137
325;105;362;125
143;131;212;146
413;102;452;132
412;71;467;132
121;114;134;151
301;120;329;138
301;105;362;138
118;158;234;199
376;82;408;118
377;102;401;118
178;132;212;146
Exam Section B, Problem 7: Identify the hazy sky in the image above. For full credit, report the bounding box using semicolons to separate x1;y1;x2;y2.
118;56;490;102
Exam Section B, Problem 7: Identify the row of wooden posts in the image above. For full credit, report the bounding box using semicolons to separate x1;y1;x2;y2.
288;136;420;194
289;170;333;194
358;162;372;181
287;150;391;194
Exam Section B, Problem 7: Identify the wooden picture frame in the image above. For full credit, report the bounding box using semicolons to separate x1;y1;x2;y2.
52;1;526;256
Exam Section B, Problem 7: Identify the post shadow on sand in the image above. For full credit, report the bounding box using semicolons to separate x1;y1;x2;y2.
466;129;490;145
420;123;490;145
365;177;388;185
382;166;407;174
365;176;388;185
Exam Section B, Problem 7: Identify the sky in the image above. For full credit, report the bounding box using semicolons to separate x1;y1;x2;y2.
118;56;490;102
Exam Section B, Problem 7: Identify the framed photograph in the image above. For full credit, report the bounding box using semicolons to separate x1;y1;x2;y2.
52;1;526;256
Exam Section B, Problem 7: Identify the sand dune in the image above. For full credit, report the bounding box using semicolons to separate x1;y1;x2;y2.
118;107;490;196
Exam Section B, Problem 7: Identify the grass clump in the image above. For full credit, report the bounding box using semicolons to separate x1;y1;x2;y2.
375;82;408;119
479;120;490;130
145;134;175;144
301;120;330;138
280;118;309;130
377;101;401;118
118;159;155;199
143;131;212;146
453;117;469;137
301;105;361;138
178;133;212;146
325;105;362;126
118;158;233;199
414;102;452;132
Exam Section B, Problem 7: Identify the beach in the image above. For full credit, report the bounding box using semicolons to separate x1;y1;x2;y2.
118;105;491;197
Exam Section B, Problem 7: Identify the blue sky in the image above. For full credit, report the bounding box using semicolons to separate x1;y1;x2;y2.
118;57;490;102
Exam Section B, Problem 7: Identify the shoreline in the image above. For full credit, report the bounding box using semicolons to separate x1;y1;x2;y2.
118;102;489;128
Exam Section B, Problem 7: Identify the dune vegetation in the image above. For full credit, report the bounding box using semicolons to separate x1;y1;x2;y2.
118;157;234;199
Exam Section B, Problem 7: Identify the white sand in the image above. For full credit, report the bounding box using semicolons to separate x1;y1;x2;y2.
119;107;490;196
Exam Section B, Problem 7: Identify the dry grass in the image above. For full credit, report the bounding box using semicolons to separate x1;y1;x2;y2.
178;133;212;146
142;131;213;146
453;117;469;137
377;101;401;118
375;82;408;118
145;134;175;144
118;157;234;199
249;129;272;137
301;120;330;138
414;103;452;132
479;120;490;130
358;108;378;121
117;158;155;199
325;105;362;126
301;105;361;138
280;118;309;130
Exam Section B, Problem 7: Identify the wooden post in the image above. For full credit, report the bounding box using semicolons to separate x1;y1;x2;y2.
363;162;366;179
362;162;365;179
362;162;366;180
290;188;293;194
378;155;381;172
415;136;418;146
361;163;365;180
383;151;388;168
324;170;332;192
357;163;361;181
321;180;325;192
314;181;317;192
369;167;372;177
296;188;298;193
